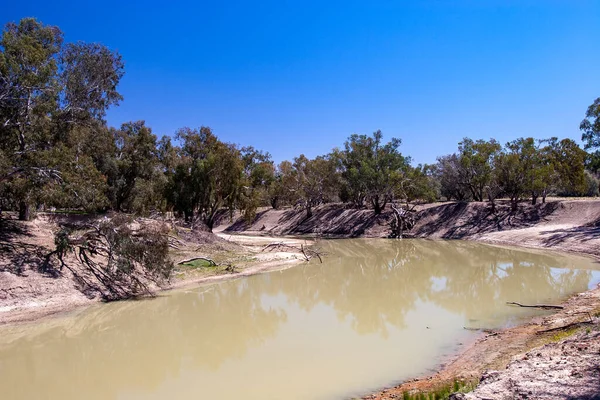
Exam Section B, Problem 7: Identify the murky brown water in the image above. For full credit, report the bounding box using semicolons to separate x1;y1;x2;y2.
1;239;599;400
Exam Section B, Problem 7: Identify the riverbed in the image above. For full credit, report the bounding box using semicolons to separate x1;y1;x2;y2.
1;239;599;400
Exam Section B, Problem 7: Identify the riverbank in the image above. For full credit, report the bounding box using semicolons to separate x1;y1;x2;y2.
0;214;309;325
221;198;600;260
363;285;600;400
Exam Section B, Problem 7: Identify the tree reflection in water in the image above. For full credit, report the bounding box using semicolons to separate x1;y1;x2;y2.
270;239;595;335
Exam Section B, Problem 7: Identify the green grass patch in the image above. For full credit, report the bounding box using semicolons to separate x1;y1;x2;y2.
401;380;478;400
179;259;215;269
549;326;580;342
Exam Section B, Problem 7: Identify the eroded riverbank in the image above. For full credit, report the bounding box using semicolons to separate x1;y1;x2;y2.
0;215;309;325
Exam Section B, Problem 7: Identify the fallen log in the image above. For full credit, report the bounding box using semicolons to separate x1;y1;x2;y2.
506;302;563;310
536;320;593;334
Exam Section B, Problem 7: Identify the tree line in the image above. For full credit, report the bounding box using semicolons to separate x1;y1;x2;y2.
2;18;600;229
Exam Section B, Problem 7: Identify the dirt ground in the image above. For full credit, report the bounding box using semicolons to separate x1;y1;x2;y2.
455;329;600;400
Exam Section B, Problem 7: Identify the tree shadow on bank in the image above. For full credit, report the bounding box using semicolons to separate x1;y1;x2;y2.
223;204;391;237
0;216;62;277
540;225;600;248
412;201;560;239
281;204;389;237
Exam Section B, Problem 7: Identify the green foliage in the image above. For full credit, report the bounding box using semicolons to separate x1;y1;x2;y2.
338;130;410;213
436;154;470;201
457;138;501;202
583;171;599;197
0;17;597;227
0;18;123;219
107;121;162;213
581;97;600;150
166;127;243;229
238;146;275;221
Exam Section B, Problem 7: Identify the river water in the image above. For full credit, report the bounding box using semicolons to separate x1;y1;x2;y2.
1;239;599;400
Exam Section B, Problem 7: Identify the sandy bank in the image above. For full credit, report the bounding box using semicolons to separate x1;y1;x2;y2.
0;216;309;325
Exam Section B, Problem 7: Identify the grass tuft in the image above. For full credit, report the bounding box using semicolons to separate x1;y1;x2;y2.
401;380;477;400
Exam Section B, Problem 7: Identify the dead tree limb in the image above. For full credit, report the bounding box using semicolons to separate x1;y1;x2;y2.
300;244;323;263
506;302;564;310
536;320;593;334
261;242;302;252
389;203;417;238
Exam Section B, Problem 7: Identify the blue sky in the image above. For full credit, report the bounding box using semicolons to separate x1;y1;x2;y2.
3;1;600;164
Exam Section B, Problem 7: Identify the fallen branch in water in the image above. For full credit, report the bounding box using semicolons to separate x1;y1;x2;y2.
261;242;299;252
300;244;324;263
259;241;326;263
506;302;564;310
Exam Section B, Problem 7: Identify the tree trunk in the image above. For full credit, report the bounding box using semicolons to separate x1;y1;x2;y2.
488;197;496;213
469;187;478;201
270;197;279;210
372;196;382;215
542;189;547;204
531;194;538;205
18;201;30;221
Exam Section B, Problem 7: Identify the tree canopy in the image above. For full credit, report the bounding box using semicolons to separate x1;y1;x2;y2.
0;17;598;227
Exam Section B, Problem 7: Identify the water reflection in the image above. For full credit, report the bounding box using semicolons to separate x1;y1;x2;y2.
0;239;597;400
0;281;287;399
265;239;595;335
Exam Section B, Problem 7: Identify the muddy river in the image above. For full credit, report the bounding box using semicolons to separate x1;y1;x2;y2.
1;239;599;399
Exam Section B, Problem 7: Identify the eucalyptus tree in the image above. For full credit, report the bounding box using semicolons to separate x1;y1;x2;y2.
108;121;162;213
291;154;339;218
581;97;600;150
167;127;243;230
580;97;600;173
494;150;525;211
0;18;124;219
457;138;501;202
0;18;63;219
339;130;410;214
238;146;275;221
542;137;586;199
435;154;470;201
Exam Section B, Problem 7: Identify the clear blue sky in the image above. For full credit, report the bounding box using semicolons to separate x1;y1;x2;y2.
3;1;600;164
